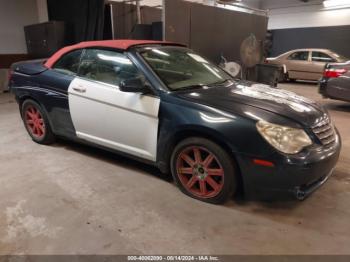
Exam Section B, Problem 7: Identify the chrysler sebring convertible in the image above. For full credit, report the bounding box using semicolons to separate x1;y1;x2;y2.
9;40;341;204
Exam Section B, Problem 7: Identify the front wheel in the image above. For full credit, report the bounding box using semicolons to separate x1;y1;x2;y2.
285;72;296;82
170;137;237;204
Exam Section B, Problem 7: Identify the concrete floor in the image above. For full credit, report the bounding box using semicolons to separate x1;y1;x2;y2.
0;82;349;255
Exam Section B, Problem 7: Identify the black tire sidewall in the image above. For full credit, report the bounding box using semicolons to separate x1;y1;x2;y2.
170;137;236;204
284;72;290;82
21;99;55;144
287;73;296;82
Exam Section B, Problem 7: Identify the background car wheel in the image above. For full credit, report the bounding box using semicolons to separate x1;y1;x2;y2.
21;99;55;145
286;73;296;82
171;137;236;204
282;72;289;82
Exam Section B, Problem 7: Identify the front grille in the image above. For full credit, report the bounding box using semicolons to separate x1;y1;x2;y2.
312;117;336;146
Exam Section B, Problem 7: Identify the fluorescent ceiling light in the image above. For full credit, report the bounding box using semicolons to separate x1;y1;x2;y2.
323;0;350;8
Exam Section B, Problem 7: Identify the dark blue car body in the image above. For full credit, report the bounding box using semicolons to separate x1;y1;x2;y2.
9;41;341;201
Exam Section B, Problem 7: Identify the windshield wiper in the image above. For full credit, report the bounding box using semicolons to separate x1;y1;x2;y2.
175;84;205;91
174;79;232;91
207;79;232;87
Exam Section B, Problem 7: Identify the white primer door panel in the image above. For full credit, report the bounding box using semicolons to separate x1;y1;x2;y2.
68;77;160;161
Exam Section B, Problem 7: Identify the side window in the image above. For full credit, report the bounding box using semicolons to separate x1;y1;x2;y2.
53;50;83;75
312;52;335;63
288;51;309;61
78;49;141;86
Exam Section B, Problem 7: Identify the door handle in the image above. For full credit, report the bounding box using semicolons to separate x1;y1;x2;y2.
72;86;86;93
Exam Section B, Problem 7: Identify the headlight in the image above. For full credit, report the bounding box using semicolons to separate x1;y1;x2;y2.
256;120;312;154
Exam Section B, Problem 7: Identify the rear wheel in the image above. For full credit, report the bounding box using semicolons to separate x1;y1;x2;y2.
171;137;236;204
21;99;55;145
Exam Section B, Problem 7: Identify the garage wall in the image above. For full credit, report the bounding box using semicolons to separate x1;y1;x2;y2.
262;0;350;58
0;0;39;54
109;0;207;7
164;0;268;64
110;2;162;39
109;0;263;12
268;7;350;30
270;25;350;58
262;0;350;29
0;0;41;90
190;4;268;63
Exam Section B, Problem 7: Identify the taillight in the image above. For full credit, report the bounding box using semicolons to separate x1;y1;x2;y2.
323;68;347;78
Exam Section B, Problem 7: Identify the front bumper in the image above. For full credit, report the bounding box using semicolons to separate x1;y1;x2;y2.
294;169;333;200
237;131;341;200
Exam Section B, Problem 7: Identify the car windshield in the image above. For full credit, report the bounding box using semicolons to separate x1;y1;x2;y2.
139;47;232;91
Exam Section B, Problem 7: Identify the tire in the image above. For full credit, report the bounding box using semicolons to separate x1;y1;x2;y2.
278;70;286;83
170;137;237;204
21;99;55;145
282;73;289;83
286;73;296;82
282;72;295;83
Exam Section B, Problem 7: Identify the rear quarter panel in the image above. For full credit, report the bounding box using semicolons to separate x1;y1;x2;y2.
11;67;76;137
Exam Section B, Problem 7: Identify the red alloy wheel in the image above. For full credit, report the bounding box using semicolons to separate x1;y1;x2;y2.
176;146;225;199
24;105;46;139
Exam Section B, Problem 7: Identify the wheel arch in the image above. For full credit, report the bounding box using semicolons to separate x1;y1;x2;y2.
158;127;244;195
17;95;42;116
282;64;287;74
17;95;55;133
18;94;39;108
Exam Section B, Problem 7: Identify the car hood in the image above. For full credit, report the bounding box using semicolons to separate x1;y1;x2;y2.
174;80;326;127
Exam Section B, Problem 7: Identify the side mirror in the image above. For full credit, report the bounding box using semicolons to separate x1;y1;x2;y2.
119;77;150;93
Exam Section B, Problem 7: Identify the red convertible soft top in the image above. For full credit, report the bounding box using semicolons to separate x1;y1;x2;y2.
45;40;185;68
